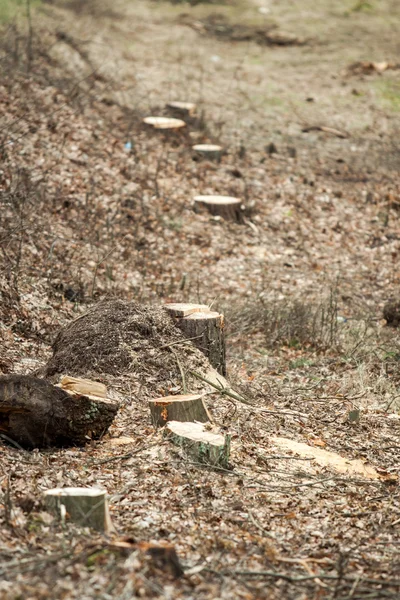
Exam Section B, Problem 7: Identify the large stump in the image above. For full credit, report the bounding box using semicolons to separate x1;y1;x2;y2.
166;101;196;118
165;421;231;468
143;116;186;130
0;375;119;448
44;487;113;532
149;394;211;427
192;144;223;161
175;310;226;376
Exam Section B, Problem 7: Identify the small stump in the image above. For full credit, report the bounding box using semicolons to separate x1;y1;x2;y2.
383;301;400;327
149;394;211;427
165;421;231;468
44;487;112;532
192;144;223;161
193;195;244;222
143;116;186;130
166;101;196;118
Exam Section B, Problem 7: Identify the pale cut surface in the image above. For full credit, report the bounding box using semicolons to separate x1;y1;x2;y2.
166;421;225;447
163;303;210;317
143;116;186;129
60;376;107;399
193;144;222;152
272;437;380;480
194;195;241;205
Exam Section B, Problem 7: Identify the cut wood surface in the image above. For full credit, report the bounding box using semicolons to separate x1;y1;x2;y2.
0;375;119;448
272;437;381;480
44;487;113;532
149;394;211;427
59;375;107;398
165;421;231;468
164;302;210;318
193;195;244;222
177;311;226;375
192;144;223;160
166;101;196;117
143;116;186;130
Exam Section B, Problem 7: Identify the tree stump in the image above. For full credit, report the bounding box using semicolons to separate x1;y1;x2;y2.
165;421;231;468
149;394;211;427
192;144;223;161
176;311;226;375
0;375;119;448
143;116;186;130
193;195;244;222
163;303;210;318
166;101;196;117
383;300;400;327
44;487;113;532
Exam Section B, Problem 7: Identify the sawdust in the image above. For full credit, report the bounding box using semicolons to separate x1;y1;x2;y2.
43;300;212;399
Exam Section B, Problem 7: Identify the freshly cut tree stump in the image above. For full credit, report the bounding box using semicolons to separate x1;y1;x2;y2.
44;487;113;532
193;195;244;222
59;375;107;398
166;101;196;117
177;311;226;375
192;144;223;161
149;394;211;427
143;116;186;130
164;303;210;318
0;375;119;448
165;421;231;468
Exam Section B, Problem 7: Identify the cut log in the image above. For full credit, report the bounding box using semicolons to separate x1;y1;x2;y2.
44;487;113;532
176;311;226;375
165;421;231;468
149;394;211;427
192;144;223;161
0;375;119;448
143;116;186;130
164;302;210;318
166;101;196;117
193;195;244;222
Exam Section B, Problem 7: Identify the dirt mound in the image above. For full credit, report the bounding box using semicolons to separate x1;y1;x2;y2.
43;300;211;398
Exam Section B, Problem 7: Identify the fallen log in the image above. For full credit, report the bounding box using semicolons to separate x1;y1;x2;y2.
149;394;211;427
0;375;119;448
44;487;113;532
176;310;226;375
165;420;231;468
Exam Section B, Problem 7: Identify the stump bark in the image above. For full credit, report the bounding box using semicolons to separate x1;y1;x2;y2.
149;394;211;427
44;487;112;532
0;375;119;448
165;421;231;468
176;311;226;375
193;195;244;222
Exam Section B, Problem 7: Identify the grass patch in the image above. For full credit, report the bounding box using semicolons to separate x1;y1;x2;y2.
0;0;40;24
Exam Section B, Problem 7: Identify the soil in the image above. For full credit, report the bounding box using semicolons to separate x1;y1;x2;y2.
0;0;400;599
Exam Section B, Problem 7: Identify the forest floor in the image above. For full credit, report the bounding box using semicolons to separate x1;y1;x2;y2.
0;0;400;598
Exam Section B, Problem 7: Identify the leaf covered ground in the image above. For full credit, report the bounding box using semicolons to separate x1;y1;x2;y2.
0;0;400;598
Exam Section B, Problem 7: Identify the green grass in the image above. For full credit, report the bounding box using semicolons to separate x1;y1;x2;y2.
377;80;400;112
0;0;40;24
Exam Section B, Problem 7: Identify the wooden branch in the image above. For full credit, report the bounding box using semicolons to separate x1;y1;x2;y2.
193;195;245;222
0;375;119;448
149;394;211;427
177;311;226;375
165;420;231;468
190;370;252;404
44;487;113;532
